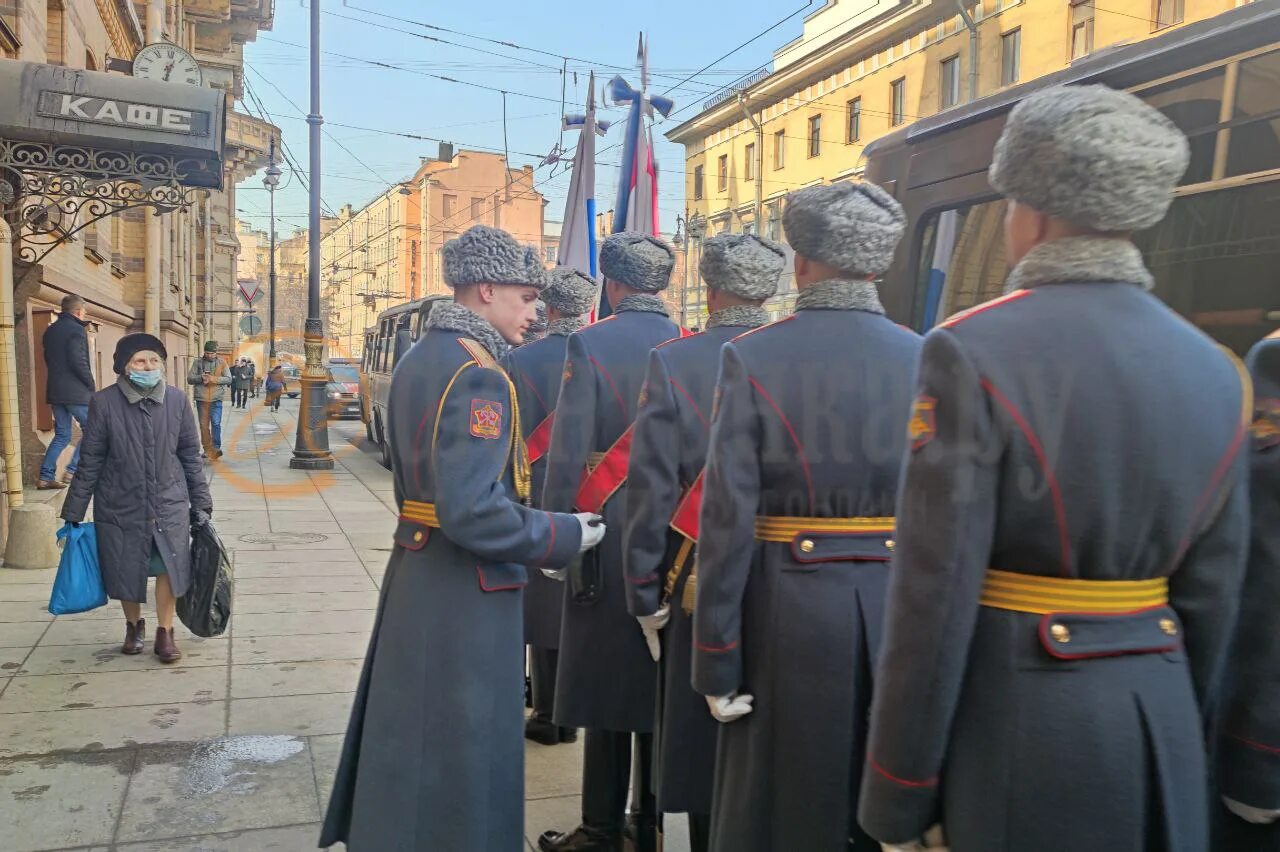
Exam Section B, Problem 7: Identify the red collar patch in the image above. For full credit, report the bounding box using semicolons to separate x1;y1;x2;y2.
470;399;504;440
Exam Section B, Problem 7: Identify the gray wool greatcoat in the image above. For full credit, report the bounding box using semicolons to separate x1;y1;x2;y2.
541;307;682;733
60;381;211;602
859;280;1252;852
692;306;921;852
1214;336;1280;851
320;326;582;852
504;331;572;649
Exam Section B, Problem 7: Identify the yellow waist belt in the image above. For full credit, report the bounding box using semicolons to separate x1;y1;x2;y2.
400;499;441;528
753;515;895;542
980;569;1169;615
587;451;607;469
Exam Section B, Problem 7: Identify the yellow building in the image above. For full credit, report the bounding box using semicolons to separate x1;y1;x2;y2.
667;0;1249;325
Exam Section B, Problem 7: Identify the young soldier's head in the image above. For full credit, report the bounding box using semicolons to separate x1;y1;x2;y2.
442;225;547;345
782;181;905;290
542;268;599;324
700;234;785;313
599;232;675;308
990;84;1189;268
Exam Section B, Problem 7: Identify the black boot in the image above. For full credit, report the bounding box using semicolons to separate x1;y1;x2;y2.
537;826;622;852
525;715;561;746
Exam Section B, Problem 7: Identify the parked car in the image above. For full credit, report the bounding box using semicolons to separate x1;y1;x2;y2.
325;361;363;420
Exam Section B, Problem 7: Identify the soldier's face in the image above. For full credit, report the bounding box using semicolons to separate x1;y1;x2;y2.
486;284;542;345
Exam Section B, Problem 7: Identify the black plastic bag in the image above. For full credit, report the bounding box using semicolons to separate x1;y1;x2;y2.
177;514;234;638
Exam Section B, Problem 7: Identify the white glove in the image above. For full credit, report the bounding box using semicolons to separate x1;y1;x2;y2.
541;567;567;581
1224;797;1280;825
881;825;948;851
705;692;754;723
575;513;605;552
636;605;670;662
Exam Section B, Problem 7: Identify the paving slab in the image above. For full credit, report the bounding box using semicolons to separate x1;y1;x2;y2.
307;733;342;814
0;700;226;756
0;748;134;851
39;618;206;647
233;562;369;579
524;735;585;800
234;593;379;615
0;602;54;623
0;567;56;585
236;576;375;596
230;610;377;639
230;660;362;700
115;737;319;844
232;550;365;567
115;822;330;852
0;583;53;603
16;638;229;676
228;693;354;738
0;666;226;714
232;632;368;665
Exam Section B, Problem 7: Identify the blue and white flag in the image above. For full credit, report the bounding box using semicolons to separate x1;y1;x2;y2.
557;73;606;281
923;209;958;330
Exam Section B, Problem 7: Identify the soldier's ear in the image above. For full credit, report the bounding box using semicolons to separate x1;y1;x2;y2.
476;283;498;305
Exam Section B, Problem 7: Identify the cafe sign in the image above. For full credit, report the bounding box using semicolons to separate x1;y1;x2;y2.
36;92;213;137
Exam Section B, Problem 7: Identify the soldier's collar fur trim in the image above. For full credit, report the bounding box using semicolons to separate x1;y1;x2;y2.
426;302;510;360
707;305;770;329
795;278;885;314
1005;236;1154;293
613;294;670;315
547;316;587;336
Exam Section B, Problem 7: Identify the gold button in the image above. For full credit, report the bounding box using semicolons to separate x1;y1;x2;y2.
799;539;815;553
412;531;424;543
885;539;895;551
1159;618;1177;636
1050;624;1071;644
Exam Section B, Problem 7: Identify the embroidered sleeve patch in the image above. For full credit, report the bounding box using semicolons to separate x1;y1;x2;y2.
561;359;574;387
637;381;650;409
470;399;504;440
908;394;938;450
1253;398;1280;450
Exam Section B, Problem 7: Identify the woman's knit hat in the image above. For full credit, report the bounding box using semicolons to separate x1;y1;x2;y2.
113;333;167;375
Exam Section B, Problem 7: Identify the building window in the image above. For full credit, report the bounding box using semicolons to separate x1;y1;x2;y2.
46;0;64;65
544;245;557;263
941;56;961;109
442;194;457;219
717;155;728;191
1071;2;1095;59
765;202;781;241
471;198;483;219
694;165;704;200
773;129;786;169
891;78;906;126
1001;29;1021;86
745;143;756;181
808;114;822;157
847;97;862;142
1154;0;1183;29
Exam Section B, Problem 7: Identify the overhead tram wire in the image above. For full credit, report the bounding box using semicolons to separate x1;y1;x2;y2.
242;76;338;217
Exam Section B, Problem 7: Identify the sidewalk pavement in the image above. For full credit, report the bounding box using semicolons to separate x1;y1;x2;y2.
0;399;685;852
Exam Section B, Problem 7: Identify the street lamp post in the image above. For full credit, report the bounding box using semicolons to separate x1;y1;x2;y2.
291;0;334;469
263;140;281;363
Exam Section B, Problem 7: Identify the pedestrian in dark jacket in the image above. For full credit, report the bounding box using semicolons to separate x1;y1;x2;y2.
265;365;285;412
320;225;601;851
246;359;258;398
38;294;96;489
187;340;231;457
61;333;212;664
231;359;251;409
860;85;1249;852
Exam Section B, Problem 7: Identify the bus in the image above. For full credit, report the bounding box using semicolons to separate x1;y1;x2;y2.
864;0;1280;354
360;294;451;468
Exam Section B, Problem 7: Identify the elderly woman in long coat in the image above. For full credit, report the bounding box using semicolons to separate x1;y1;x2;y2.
61;333;211;664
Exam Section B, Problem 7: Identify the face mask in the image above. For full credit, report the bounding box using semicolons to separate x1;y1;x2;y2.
129;369;164;389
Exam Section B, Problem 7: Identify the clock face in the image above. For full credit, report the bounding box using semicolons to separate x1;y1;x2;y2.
133;43;203;87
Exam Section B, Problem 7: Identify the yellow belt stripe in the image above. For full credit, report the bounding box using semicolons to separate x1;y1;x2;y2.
980;569;1168;615
400;500;441;528
753;515;895;542
587;452;607;469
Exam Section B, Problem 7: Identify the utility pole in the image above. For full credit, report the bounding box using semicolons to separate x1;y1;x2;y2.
291;0;334;470
264;139;281;362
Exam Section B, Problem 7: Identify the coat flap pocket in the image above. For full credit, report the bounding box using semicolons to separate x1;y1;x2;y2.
1038;607;1182;660
789;531;895;564
394;518;431;551
476;563;528;592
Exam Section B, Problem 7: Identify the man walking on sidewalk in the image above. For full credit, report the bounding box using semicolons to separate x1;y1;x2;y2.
37;294;96;489
187;340;231;458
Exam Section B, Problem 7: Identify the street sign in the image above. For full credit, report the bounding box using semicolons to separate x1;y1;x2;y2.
240;314;263;336
238;281;263;304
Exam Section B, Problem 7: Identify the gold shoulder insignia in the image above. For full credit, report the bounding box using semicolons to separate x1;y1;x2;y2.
908;394;937;450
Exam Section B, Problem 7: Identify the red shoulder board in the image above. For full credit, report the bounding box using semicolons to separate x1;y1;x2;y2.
938;289;1033;329
731;314;795;343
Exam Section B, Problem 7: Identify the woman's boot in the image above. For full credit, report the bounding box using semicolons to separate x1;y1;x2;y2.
154;627;182;664
122;618;145;655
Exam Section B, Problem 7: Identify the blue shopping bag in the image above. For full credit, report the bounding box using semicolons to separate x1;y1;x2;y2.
48;522;108;615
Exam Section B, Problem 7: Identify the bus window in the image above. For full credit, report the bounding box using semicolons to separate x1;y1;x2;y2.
1141;68;1225;187
1225;49;1280;179
913;201;1009;330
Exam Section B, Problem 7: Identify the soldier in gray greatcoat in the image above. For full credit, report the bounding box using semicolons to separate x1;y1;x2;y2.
506;269;599;747
320;225;605;852
1214;330;1280;849
538;233;683;852
692;184;921;852
859;85;1252;852
623;234;785;852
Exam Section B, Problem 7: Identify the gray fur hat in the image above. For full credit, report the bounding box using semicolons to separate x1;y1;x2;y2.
542;268;599;316
989;84;1190;232
442;225;547;290
599;232;674;292
782;182;905;276
700;234;785;300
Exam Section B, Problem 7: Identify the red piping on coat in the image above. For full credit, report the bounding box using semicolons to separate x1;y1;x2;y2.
669;376;708;429
981;377;1072;577
1171;424;1246;570
1228;732;1280;755
1035;607;1180;660
868;757;938;788
695;638;739;653
748;376;815;510
475;565;525;592
520;370;548;411
589;355;628;416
